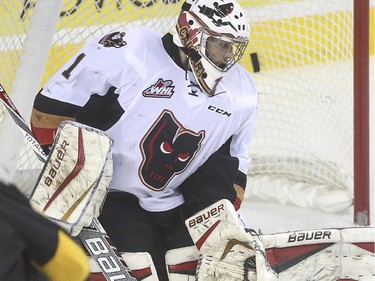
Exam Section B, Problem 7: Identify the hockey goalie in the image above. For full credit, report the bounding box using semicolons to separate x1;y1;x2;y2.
24;120;374;281
4;118;374;281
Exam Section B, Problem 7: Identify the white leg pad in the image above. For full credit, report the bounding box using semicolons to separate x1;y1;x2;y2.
165;246;199;281
121;252;159;281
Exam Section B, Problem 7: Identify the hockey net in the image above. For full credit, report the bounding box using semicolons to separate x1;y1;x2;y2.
0;1;370;218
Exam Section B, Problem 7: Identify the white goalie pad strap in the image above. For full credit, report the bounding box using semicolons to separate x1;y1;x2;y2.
165;246;199;281
245;229;279;281
340;228;375;279
31;121;113;236
185;199;278;281
121;252;159;281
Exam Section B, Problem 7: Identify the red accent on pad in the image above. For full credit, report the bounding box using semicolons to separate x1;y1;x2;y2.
353;242;375;253
31;123;56;145
43;128;85;211
265;243;333;268
195;220;220;250
168;260;198;274
89;272;107;281
130;267;152;279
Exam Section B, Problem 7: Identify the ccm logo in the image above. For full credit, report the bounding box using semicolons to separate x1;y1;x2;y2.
44;140;69;186
86;237;127;280
288;231;331;243
188;203;224;227
208;105;231;117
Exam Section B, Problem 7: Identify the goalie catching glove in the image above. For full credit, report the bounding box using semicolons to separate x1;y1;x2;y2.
185;199;278;281
30;121;113;236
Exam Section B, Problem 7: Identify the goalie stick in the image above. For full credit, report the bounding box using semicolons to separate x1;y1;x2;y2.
0;84;136;281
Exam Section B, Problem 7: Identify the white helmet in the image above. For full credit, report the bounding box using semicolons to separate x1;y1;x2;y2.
174;0;250;95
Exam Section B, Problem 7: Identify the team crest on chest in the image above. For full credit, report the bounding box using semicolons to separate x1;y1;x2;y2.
142;78;175;98
139;110;205;191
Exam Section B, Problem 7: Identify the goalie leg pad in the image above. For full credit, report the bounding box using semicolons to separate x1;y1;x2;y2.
121;252;159;281
165;246;199;281
31;121;113;236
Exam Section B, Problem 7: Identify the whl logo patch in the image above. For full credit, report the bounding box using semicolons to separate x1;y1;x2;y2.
142;78;175;98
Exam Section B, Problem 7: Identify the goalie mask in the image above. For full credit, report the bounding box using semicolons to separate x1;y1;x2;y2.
174;0;250;96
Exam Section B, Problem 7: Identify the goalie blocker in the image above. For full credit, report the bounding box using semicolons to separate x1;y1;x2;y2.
30;121;113;236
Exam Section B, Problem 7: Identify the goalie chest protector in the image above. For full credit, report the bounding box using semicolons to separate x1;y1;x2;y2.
40;26;258;212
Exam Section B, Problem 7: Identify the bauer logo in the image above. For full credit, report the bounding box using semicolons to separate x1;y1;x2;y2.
287;230;332;243
44;140;69;187
142;78;175;98
187;203;224;228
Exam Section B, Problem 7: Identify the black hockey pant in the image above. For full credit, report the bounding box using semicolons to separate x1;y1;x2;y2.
98;191;195;281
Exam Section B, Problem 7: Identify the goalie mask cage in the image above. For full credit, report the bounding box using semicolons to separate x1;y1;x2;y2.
0;0;371;225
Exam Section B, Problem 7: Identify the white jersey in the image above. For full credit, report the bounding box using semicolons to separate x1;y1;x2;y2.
40;27;258;212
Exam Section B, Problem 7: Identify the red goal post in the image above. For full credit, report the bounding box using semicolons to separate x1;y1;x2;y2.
0;0;371;225
353;0;370;226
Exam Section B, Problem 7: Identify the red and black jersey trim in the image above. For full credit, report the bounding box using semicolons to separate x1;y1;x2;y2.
34;89;81;117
